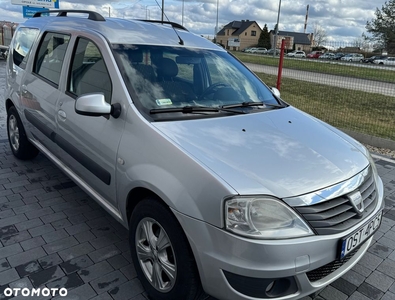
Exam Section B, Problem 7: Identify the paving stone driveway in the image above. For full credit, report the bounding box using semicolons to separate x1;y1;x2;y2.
0;60;395;300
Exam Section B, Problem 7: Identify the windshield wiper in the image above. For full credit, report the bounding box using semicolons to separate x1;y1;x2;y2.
222;101;285;109
151;106;219;114
150;106;245;115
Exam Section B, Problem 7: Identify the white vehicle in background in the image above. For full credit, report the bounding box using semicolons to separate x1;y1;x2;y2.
286;51;306;58
245;47;257;53
251;47;267;54
340;53;364;62
373;57;395;66
319;53;336;60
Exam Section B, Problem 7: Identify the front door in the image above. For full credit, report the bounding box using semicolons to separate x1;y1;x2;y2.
56;36;126;214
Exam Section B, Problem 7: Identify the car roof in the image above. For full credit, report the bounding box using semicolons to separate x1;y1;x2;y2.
20;10;222;50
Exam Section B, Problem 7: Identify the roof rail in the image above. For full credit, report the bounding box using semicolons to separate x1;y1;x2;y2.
139;20;188;31
32;10;106;21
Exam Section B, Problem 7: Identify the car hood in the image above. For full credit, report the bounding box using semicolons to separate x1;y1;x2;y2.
152;107;369;198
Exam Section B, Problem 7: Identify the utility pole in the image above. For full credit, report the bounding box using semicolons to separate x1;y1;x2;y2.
273;0;281;57
182;0;185;26
108;7;111;18
215;0;219;40
161;0;164;22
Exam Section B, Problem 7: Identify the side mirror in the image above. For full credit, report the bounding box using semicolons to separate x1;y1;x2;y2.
75;94;121;118
270;87;281;98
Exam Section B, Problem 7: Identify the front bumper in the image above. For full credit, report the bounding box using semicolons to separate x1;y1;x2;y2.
173;177;384;300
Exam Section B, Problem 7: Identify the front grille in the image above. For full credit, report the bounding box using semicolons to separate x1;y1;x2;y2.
306;246;360;282
294;168;377;235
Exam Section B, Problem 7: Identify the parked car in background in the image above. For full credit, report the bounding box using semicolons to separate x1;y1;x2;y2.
0;45;8;60
333;53;345;60
318;53;335;60
286;50;306;58
307;51;323;58
363;55;387;63
251;47;267;54
245;47;257;53
267;48;280;55
341;53;364;62
373;57;395;66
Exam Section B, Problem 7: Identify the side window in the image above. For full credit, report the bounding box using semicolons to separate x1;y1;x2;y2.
12;27;39;69
34;32;70;85
68;38;112;103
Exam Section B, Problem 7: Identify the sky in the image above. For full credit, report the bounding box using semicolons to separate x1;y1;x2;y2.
0;0;387;44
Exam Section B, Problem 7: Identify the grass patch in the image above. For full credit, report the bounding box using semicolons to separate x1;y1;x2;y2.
256;72;395;140
233;52;395;84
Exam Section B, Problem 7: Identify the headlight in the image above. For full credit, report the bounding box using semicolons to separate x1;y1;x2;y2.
366;150;378;179
225;196;314;239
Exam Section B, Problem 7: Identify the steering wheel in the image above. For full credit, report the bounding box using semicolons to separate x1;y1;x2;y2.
199;82;230;99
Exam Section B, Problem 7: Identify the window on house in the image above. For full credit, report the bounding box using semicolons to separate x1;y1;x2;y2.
245;32;247;36
251;31;256;36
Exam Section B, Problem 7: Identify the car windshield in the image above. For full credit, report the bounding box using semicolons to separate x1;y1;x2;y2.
112;45;282;120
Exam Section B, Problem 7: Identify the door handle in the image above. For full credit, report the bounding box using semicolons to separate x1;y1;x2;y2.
58;110;67;121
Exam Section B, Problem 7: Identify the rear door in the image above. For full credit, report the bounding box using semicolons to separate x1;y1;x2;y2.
21;31;70;157
55;34;126;211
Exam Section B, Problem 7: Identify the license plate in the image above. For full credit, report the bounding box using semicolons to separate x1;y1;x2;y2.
340;211;382;259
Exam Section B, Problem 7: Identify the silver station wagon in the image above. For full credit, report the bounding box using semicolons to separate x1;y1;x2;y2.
5;10;383;300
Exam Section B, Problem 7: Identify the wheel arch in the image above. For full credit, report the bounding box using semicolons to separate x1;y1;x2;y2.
125;186;204;280
5;99;14;112
128;194;205;299
126;187;162;225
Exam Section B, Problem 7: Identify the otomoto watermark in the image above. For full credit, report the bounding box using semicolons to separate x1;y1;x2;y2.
4;287;68;297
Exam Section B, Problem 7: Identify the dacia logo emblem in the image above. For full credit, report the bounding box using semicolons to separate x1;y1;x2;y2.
347;190;364;216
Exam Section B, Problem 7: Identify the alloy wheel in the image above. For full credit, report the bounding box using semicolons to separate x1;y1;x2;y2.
135;217;177;292
8;115;20;151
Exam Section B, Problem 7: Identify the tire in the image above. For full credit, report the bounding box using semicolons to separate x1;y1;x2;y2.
129;198;204;300
7;106;39;160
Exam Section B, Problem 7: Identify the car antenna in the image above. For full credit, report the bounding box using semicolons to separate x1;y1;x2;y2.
153;0;184;45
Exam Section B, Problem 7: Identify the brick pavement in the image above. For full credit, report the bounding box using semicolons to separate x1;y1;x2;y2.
0;60;395;299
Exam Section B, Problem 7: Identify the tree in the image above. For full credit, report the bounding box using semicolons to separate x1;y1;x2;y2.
312;23;327;46
258;24;271;49
353;35;370;52
366;0;395;54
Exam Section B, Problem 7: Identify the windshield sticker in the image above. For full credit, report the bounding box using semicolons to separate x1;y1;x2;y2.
156;99;173;106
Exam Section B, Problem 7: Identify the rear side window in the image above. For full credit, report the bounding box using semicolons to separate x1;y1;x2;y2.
34;32;70;85
11;27;39;69
68;37;112;103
